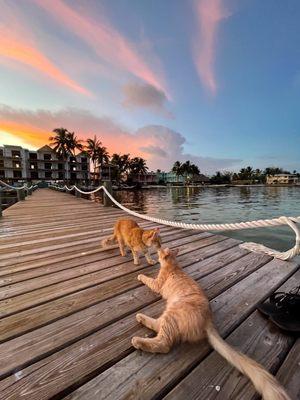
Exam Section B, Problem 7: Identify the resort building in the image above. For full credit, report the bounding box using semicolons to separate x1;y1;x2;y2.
157;171;209;185
266;174;299;185
0;144;90;183
94;163;119;182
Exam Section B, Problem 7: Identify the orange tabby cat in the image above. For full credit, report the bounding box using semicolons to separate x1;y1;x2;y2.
102;218;161;265
132;247;290;400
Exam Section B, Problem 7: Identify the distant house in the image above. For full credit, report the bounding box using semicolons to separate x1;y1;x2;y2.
157;171;209;185
94;163;119;182
266;174;299;185
129;172;158;184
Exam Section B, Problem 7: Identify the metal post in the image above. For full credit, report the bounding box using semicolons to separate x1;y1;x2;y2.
17;188;26;201
27;188;32;195
103;181;113;207
75;188;81;198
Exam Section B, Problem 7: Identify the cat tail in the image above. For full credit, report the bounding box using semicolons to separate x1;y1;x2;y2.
205;322;290;400
101;234;117;247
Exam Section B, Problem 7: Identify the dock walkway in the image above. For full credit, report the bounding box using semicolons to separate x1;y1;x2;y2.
0;189;299;399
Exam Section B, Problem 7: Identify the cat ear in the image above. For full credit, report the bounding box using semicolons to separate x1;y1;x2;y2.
171;248;179;257
151;229;159;238
164;247;171;256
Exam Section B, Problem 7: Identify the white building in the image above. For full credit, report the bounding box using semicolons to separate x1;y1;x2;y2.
266;174;299;185
0;144;90;183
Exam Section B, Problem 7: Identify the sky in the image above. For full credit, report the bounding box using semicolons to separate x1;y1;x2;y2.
0;0;299;173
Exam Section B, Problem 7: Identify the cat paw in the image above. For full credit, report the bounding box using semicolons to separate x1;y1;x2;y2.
147;259;156;265
137;274;144;281
134;260;140;265
132;337;141;350
136;313;143;323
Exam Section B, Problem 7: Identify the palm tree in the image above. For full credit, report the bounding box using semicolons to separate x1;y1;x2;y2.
49;128;70;158
97;145;109;167
86;135;102;182
130;157;148;177
66;132;83;156
111;153;131;181
172;161;182;183
86;136;101;170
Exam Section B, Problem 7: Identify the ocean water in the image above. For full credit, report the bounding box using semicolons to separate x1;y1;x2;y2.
94;186;300;253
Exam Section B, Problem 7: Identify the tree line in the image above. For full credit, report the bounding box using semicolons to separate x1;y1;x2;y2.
49;128;148;180
210;167;299;184
49;128;298;185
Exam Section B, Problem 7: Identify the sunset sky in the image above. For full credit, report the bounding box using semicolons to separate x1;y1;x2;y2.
0;0;299;173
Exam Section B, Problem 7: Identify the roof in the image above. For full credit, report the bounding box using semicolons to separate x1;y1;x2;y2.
37;145;55;153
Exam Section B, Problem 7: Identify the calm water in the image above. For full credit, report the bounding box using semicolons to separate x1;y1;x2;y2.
94;186;300;252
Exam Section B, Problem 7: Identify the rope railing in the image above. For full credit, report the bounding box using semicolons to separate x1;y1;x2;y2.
0;180;38;191
49;183;300;261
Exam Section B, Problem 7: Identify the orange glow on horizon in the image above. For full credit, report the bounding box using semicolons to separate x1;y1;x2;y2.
0;123;148;160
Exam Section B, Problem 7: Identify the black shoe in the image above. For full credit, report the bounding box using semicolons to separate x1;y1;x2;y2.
270;312;300;333
257;286;300;333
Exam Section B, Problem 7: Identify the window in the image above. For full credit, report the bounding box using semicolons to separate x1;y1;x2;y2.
44;154;51;160
81;157;87;163
72;166;76;171
0;149;3;156
0;160;4;168
82;164;88;171
30;164;36;169
58;172;65;180
13;161;21;169
70;172;77;180
45;171;52;178
58;163;64;170
13;170;22;178
12;150;21;158
29;153;37;160
30;171;38;179
0;170;4;177
45;163;52;170
70;157;76;163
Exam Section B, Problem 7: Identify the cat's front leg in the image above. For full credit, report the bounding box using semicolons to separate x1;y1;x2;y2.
132;249;140;265
144;250;156;265
137;274;160;293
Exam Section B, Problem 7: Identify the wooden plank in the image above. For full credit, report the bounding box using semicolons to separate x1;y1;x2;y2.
0;258;297;399
164;271;300;400
0;225;178;279
276;339;300;400
61;259;298;400
0;233;228;318
0;243;250;376
0;230;207;298
0;241;242;342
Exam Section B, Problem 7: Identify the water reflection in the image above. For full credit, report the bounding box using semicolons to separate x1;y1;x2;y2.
93;186;300;252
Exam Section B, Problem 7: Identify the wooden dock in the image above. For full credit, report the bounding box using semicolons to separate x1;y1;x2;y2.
0;189;299;400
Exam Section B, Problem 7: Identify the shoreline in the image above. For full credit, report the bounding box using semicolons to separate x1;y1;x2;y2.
140;184;300;189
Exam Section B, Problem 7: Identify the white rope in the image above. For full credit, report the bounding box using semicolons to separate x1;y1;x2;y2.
0;180;27;190
48;183;300;260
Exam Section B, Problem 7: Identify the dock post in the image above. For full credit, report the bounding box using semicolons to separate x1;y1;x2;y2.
103;181;113;207
0;188;2;218
17;188;26;201
75;188;81;198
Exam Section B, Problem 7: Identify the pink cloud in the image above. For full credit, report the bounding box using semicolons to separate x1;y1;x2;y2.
193;0;230;95
0;2;91;96
33;0;168;96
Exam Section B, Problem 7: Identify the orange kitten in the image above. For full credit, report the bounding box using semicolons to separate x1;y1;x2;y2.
132;247;290;400
102;218;161;265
